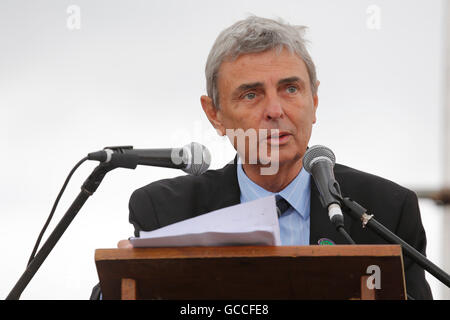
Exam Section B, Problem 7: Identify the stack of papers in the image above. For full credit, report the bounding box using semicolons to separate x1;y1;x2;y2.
130;196;281;247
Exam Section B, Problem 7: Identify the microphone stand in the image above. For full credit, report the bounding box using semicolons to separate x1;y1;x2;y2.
6;158;137;300
341;197;450;288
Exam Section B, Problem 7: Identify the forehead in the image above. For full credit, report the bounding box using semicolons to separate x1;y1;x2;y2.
217;48;310;89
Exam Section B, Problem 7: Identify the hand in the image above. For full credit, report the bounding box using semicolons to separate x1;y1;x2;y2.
117;239;133;249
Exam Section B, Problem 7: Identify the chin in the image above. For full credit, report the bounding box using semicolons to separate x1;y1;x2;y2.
260;150;302;166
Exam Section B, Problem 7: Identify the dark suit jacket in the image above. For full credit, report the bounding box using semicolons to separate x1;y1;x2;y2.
127;159;432;300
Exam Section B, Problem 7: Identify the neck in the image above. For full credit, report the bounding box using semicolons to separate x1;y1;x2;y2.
241;158;303;193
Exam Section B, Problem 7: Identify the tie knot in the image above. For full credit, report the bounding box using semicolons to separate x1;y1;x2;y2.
276;197;291;217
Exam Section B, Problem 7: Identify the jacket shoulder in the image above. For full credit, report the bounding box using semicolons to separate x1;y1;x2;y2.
129;163;239;234
134;164;231;195
334;163;414;199
333;163;418;232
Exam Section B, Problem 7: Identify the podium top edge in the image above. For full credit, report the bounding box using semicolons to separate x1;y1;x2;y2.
95;245;402;262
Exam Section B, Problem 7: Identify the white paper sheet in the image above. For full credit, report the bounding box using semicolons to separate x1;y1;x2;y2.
130;195;281;247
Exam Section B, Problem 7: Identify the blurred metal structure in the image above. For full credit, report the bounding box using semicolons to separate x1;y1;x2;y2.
415;189;450;205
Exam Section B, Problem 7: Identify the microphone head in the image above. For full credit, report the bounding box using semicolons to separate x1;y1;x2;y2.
181;142;211;176
303;145;336;173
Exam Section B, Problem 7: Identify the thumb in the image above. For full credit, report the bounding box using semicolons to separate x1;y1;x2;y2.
117;239;133;248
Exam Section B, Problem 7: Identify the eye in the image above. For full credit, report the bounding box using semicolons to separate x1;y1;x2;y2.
243;92;257;100
286;86;298;94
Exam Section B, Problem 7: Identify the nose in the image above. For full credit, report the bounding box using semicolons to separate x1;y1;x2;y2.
263;93;284;121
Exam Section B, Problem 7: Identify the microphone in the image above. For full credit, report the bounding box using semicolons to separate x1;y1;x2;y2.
303;145;344;228
87;142;211;176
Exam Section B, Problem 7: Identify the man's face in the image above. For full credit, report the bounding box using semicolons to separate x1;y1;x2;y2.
202;47;319;167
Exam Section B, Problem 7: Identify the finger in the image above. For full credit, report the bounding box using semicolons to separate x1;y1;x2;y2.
117;239;133;248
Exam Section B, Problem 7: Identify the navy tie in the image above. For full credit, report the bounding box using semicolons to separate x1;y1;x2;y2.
276;197;291;217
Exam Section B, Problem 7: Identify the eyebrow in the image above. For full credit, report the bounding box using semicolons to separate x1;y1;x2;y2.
232;82;264;97
232;76;304;97
277;76;303;86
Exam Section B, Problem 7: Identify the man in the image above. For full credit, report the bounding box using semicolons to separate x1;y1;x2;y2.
113;16;432;299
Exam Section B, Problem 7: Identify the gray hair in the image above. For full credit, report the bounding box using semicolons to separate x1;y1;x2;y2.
205;16;318;109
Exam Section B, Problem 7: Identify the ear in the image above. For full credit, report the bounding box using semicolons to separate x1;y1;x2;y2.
200;95;226;136
312;80;320;124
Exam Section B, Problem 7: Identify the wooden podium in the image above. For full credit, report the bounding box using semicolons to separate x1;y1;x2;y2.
95;245;406;300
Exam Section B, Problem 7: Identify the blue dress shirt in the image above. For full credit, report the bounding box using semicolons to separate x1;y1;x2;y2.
237;159;311;245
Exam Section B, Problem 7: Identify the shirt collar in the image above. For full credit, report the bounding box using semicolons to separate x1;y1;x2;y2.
236;157;311;219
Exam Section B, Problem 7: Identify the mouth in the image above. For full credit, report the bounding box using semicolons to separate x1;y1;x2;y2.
266;131;292;145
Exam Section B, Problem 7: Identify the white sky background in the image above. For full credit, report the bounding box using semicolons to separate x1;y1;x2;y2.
0;0;448;299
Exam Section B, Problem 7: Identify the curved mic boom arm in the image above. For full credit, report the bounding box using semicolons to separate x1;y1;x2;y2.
342;197;450;288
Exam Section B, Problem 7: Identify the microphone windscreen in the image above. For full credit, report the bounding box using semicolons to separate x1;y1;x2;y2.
303;145;336;173
182;142;211;176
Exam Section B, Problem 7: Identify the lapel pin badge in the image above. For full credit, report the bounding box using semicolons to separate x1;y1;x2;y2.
318;238;335;246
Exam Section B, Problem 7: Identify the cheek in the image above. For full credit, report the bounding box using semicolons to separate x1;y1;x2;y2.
290;110;315;140
223;110;262;130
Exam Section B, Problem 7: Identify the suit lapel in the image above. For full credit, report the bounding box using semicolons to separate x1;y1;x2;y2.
309;178;353;245
206;158;241;212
